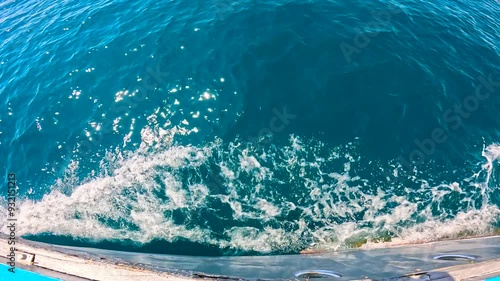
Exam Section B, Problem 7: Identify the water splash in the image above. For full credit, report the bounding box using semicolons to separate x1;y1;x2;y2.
1;129;499;254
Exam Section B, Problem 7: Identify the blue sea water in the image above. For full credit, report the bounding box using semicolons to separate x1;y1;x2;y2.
0;0;499;256
0;264;60;281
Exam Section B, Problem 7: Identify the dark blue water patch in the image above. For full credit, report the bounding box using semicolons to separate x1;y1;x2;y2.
218;0;500;164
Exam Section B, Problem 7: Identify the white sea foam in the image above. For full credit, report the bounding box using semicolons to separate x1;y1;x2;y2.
1;128;499;254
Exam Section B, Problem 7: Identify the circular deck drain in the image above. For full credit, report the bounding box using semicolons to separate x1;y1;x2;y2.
294;270;342;279
433;254;477;261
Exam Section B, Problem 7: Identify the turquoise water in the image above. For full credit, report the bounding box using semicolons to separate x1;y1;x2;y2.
0;0;499;255
0;265;60;281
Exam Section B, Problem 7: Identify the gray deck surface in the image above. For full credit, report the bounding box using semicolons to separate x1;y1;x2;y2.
46;236;500;280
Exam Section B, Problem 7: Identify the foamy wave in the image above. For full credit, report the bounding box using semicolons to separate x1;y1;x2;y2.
2;131;499;254
359;205;500;249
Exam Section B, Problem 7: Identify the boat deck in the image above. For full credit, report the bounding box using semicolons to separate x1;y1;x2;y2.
1;235;499;280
